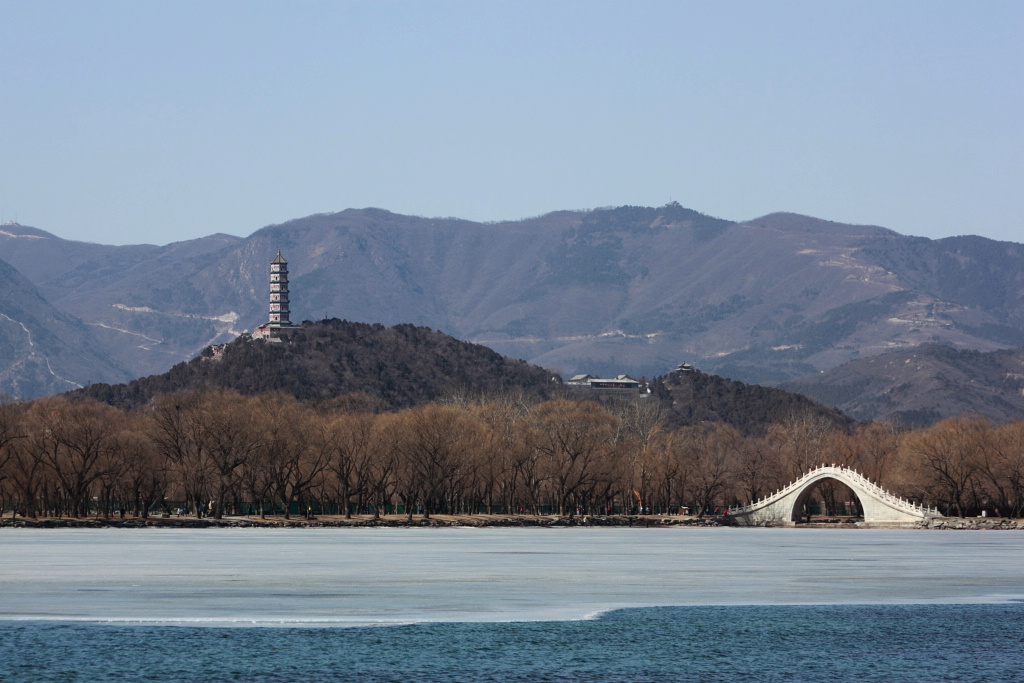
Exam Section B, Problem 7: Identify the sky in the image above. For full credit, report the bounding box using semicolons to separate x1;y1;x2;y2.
1;1;1022;246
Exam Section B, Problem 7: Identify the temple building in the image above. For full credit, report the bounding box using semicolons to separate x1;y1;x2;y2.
253;249;293;340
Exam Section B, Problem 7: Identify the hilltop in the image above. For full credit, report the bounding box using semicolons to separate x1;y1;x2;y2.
72;318;557;410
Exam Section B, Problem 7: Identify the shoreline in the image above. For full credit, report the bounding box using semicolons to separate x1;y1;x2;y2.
2;513;1022;530
0;513;727;529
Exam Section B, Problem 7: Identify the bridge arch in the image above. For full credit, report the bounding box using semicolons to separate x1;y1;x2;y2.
790;475;859;522
729;465;940;527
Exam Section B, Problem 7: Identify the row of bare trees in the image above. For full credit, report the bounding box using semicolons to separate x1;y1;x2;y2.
2;390;1023;519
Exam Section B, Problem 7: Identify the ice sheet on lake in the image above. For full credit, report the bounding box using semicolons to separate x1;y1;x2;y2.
2;527;1023;627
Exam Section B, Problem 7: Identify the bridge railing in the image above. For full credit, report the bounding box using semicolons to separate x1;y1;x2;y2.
728;465;939;516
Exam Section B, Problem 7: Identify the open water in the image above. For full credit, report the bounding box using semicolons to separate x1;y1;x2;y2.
2;527;1023;681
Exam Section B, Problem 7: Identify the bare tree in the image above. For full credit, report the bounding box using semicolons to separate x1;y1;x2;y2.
7;435;47;519
903;416;986;517
769;411;836;481
111;413;169;518
610;397;666;514
733;434;777;506
366;414;400;519
324;411;377;518
391;404;483;519
253;394;325;519
0;403;27;514
531;400;618;516
195;390;261;518
28;397;123;517
150;392;212;518
851;421;902;485
474;399;532;514
682;424;738;517
979;421;1024;517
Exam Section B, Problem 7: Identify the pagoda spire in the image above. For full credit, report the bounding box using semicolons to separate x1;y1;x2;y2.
254;249;293;339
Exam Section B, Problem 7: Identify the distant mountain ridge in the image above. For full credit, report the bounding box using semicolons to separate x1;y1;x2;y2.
2;204;1023;401
780;343;1024;426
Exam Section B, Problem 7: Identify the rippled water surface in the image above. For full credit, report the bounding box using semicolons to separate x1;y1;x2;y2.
3;603;1023;682
2;528;1023;681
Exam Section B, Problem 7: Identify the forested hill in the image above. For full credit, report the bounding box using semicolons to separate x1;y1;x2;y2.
73;319;557;410
651;370;852;437
72;317;851;435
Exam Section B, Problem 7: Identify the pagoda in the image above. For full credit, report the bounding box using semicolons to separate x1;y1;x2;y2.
253;249;293;340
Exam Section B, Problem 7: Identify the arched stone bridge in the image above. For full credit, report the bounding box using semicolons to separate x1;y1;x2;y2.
729;465;941;527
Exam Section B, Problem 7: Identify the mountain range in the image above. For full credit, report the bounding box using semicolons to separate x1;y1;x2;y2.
2;205;1023;420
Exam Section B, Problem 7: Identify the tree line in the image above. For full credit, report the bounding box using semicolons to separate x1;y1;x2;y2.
1;389;1023;520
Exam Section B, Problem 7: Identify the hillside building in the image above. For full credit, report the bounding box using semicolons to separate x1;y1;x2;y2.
253;249;293;341
565;373;648;395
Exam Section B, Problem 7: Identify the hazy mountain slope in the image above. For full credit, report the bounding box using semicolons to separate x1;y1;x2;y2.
1;223;244;376
5;205;1024;392
854;234;1024;344
0;222;155;283
779;344;1024;425
0;257;132;398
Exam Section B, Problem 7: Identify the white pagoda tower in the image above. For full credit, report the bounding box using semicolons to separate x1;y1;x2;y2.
253;249;293;340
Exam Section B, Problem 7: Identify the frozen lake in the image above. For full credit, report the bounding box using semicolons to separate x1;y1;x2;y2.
2;527;1023;627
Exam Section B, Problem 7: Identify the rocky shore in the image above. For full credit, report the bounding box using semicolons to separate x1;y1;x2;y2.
922;517;1024;530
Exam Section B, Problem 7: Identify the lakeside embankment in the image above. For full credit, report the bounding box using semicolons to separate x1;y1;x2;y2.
0;513;727;529
2;514;1023;529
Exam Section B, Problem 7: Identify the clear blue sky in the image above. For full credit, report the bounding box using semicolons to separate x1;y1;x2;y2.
2;1;1022;246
